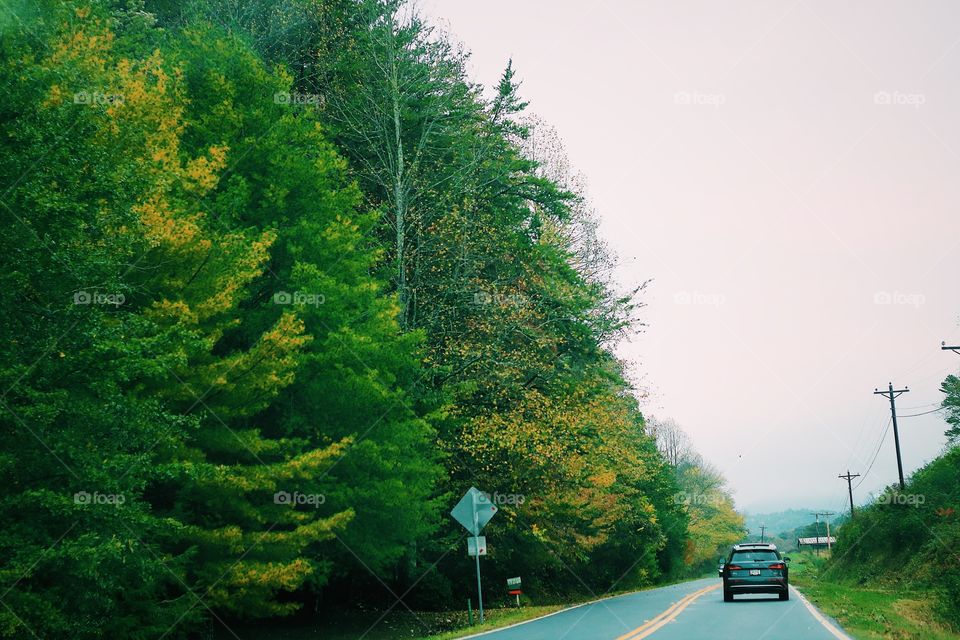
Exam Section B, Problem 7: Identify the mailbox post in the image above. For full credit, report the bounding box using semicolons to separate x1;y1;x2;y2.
506;576;522;607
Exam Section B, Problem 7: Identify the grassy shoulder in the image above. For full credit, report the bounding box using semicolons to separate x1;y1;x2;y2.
790;551;960;640
418;604;573;640
210;607;556;640
222;605;572;640
214;599;599;640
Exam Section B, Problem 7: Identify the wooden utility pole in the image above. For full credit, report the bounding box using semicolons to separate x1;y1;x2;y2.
874;383;909;489
838;470;860;519
810;512;835;555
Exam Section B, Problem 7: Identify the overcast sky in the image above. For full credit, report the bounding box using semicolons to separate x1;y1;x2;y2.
421;0;960;514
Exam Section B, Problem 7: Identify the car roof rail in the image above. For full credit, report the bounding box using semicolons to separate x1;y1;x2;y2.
733;542;777;550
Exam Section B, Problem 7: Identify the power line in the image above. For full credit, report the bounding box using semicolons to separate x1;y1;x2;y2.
855;416;891;482
894;402;941;411
843;402;889;477
853;418;891;490
854;421;890;490
897;407;945;418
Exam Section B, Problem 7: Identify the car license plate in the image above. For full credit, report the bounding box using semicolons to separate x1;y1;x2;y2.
749;569;761;576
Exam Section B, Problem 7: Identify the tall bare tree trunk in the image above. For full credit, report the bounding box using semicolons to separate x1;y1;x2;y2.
387;14;408;327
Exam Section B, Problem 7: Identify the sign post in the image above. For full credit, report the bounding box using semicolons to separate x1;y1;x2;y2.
451;488;498;624
473;510;483;622
507;576;522;607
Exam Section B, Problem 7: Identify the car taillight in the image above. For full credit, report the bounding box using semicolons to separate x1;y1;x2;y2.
727;565;742;571
768;563;785;570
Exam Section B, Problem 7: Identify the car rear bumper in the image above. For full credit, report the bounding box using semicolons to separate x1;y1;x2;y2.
725;578;788;593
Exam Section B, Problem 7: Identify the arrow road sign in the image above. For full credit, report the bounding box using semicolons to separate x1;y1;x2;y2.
451;487;498;535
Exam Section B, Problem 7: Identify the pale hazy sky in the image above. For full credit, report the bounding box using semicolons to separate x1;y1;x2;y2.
422;0;960;514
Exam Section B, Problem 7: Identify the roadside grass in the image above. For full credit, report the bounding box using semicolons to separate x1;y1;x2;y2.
213;605;569;640
790;551;960;640
418;604;572;640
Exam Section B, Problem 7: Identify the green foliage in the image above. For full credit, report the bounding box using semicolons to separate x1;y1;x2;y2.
164;20;443;585
647;418;744;575
1;0;725;635
940;374;960;444
829;446;960;629
1;0;433;635
0;3;200;636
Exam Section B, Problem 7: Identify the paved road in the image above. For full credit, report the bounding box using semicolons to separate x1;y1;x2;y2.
469;578;849;640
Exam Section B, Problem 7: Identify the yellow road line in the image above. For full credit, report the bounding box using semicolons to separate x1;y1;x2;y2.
613;588;699;640
629;584;720;639
615;583;720;640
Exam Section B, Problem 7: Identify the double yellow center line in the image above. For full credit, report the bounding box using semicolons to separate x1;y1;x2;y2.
615;583;720;640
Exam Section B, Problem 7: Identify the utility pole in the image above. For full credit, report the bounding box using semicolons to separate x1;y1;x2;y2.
759;524;767;542
810;513;821;557
838;471;860;519
810;512;835;555
942;341;960;355
874;382;909;490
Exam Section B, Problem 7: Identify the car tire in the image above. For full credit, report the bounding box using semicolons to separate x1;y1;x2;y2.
779;589;789;601
723;588;733;602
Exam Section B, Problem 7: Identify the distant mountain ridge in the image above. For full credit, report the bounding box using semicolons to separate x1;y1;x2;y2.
743;508;835;537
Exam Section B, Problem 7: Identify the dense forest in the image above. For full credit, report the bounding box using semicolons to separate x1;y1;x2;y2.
0;1;742;637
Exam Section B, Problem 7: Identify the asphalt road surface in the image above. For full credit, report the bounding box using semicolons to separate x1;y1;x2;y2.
468;578;849;640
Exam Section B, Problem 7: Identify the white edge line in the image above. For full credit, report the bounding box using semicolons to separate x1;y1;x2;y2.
791;586;853;640
450;579;717;640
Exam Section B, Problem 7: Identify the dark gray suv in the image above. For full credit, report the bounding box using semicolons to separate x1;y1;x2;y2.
721;542;789;601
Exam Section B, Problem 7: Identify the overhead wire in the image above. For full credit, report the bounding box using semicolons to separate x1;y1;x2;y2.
842;404;885;476
897;406;945;418
894;401;942;411
852;417;892;491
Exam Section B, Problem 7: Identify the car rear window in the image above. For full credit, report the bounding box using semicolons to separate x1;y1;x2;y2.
731;550;779;562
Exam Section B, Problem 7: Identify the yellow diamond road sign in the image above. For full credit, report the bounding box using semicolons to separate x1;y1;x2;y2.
451;487;498;535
